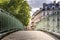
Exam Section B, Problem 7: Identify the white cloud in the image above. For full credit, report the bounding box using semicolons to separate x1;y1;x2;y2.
27;0;60;8
27;0;60;15
30;8;39;16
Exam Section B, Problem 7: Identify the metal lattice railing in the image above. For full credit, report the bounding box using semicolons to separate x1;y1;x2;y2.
0;9;24;33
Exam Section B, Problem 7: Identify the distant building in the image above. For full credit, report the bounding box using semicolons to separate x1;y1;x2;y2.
31;10;41;30
31;1;60;33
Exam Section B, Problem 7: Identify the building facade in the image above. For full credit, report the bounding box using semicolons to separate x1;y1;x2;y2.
31;1;60;33
31;10;42;30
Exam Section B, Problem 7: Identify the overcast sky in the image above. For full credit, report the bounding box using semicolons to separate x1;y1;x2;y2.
27;0;60;15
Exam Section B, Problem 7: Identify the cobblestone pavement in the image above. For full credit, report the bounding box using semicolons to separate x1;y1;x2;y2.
2;31;59;40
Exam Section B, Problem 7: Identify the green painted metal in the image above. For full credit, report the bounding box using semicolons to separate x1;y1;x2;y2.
0;9;24;33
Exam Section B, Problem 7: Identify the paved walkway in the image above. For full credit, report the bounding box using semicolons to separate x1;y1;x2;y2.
2;31;59;40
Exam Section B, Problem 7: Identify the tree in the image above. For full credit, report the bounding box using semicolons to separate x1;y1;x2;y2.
0;0;31;26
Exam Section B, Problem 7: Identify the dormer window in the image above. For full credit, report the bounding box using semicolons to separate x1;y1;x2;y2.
52;6;55;10
45;6;47;10
47;7;50;10
59;5;60;9
59;6;60;8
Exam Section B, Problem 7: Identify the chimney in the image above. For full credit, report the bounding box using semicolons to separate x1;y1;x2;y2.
53;0;56;4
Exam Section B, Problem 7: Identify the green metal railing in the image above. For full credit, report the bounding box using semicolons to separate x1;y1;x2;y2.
0;9;24;33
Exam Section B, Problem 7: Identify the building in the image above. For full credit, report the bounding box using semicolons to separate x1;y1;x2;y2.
31;1;60;33
30;10;41;30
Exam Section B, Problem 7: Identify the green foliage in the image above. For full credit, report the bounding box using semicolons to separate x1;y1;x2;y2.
0;0;31;26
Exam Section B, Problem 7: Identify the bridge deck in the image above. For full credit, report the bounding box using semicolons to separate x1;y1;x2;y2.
1;31;59;40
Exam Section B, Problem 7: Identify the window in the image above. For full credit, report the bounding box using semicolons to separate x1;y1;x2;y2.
52;6;55;10
47;7;50;10
53;13;54;15
57;17;60;21
57;12;59;15
55;12;57;14
53;18;55;21
47;17;49;21
45;6;47;10
47;12;49;15
43;12;45;16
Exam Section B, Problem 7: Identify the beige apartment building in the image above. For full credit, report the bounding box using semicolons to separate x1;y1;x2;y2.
31;1;60;33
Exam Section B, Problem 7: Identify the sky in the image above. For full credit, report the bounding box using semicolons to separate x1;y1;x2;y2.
27;0;60;16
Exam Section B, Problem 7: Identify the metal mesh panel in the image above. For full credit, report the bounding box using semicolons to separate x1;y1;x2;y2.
0;9;24;33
